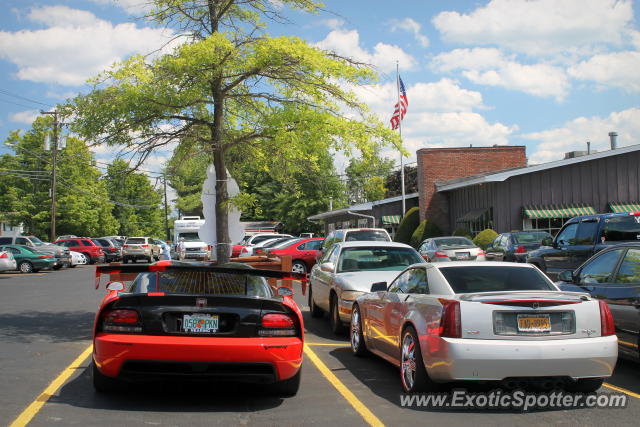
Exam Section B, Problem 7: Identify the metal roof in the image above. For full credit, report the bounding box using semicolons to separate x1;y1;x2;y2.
436;144;640;192
307;193;419;221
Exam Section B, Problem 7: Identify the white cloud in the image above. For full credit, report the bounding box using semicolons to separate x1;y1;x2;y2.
522;108;640;163
433;0;634;56
316;29;417;73
432;48;570;101
389;18;429;48
88;0;153;15
568;51;640;92
0;6;177;86
8;109;39;124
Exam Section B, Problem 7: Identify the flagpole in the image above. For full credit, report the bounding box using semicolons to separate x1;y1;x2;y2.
396;61;406;215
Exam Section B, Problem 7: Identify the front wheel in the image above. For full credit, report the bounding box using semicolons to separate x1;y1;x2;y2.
53;264;62;270
292;261;307;274
309;287;323;318
350;305;369;357
330;294;346;335
18;261;33;273
401;326;438;393
272;369;301;396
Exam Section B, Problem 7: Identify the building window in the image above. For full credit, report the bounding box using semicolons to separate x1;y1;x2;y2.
522;217;568;236
327;223;335;233
342;221;351;229
357;218;368;228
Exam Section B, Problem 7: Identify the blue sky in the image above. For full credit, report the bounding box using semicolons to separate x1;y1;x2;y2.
0;0;639;173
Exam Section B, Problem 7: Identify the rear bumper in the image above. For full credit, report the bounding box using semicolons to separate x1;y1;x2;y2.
182;251;208;259
424;335;618;382
94;334;303;383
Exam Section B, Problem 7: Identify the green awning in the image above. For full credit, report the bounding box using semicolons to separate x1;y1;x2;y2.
609;202;640;213
457;208;488;223
523;204;596;219
380;215;401;225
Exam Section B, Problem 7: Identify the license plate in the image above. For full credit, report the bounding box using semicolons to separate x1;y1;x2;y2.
183;313;219;333
456;252;470;260
517;314;551;332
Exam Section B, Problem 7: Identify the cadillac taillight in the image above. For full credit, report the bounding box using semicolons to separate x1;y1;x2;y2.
439;300;461;338
259;313;297;337
599;300;615;336
101;309;141;333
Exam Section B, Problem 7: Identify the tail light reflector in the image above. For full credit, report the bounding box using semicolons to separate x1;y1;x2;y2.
515;245;527;254
242;247;249;253
599;300;615;336
477;249;485;256
434;251;448;258
36;255;50;259
101;309;141;333
259;313;297;336
141;244;149;248
123;245;128;248
0;253;7;259
439;300;461;338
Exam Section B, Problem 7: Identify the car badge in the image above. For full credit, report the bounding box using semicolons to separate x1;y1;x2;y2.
196;298;207;308
532;302;540;309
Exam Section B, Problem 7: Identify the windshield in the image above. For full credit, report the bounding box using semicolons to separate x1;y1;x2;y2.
278;238;304;249
337;247;423;272
179;232;202;242
127;270;271;297
513;232;550;244
126;238;146;244
439;266;555;293
344;230;390;242
603;216;640;241
434;237;475;248
30;237;45;245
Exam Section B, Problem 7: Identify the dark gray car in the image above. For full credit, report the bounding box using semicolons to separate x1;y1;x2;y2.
485;231;552;262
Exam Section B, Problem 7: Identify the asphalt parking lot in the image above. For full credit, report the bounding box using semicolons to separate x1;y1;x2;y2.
1;265;639;426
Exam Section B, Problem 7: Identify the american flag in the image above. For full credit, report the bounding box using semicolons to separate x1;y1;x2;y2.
390;77;408;130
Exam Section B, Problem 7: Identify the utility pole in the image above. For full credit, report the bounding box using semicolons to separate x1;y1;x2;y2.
41;110;59;242
163;172;170;241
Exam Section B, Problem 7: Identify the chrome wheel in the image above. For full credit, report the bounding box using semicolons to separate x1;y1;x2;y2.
19;261;33;273
401;332;417;391
291;261;307;274
350;308;361;351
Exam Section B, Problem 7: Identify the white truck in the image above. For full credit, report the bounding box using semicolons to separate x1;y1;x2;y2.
172;216;209;261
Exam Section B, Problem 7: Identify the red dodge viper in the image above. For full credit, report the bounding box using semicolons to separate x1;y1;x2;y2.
92;261;305;395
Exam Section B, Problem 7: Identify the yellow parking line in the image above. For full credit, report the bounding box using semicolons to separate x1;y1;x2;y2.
304;344;384;427
9;345;93;427
603;383;640;399
305;342;351;347
618;340;638;349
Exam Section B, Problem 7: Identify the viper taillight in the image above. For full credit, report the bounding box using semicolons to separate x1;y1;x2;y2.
439;300;461;338
101;309;141;333
259;313;297;336
599;300;615;336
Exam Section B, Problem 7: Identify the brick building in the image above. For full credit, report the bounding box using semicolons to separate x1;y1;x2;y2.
417;146;526;233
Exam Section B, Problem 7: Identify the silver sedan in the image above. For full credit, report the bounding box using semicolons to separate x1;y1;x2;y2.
308;241;424;334
0;250;17;272
350;262;618;393
417;236;485;262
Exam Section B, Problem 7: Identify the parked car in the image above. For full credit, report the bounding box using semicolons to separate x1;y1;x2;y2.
54;238;105;264
122;237;158;263
91;262;305;396
308;241;423;334
320;228;392;254
528;212;640;279
233;234;293;257
485;231;552;262
0;249;17;272
417;236;485;262
556;243;640;362
0;235;70;269
92;238;122;263
56;235;78;240
351;262;617;393
69;251;88;267
0;245;56;273
268;238;324;274
240;237;296;258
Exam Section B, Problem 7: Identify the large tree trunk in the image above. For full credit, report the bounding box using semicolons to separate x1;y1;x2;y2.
211;75;229;263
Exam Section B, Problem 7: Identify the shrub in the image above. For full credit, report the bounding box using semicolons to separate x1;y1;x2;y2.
410;220;427;248
423;221;444;239
394;207;420;244
473;228;498;249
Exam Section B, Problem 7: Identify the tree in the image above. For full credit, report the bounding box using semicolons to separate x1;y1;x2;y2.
386;165;418;198
67;0;398;262
345;149;394;203
0;117;118;239
104;160;165;237
166;141;211;217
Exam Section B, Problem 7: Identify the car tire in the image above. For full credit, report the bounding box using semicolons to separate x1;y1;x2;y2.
18;261;33;274
53;264;62;270
83;253;94;265
92;360;120;392
292;260;307;275
350;304;369;357
309;287;323;318
272;369;301;396
147;256;152;263
69;264;77;268
566;378;604;393
401;326;438;393
330;293;346;335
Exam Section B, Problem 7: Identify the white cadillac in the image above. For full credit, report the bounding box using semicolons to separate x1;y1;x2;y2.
308;241;424;334
350;262;618;393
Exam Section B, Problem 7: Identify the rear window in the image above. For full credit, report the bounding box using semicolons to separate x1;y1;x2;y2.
251;235;281;244
81;240;93;246
337;247;422;272
126;238;146;244
513;232;550;244
127;270;272;298
434;237;474;248
344;230;390;242
603;216;640;241
439;266;554;293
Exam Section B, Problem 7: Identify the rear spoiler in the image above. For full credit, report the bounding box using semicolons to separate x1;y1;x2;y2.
95;264;307;289
458;290;590;301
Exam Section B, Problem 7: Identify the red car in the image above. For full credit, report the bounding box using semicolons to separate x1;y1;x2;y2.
268;237;324;274
92;261;305;396
54;238;105;264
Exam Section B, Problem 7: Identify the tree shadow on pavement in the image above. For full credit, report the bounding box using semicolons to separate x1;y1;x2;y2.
0;311;94;343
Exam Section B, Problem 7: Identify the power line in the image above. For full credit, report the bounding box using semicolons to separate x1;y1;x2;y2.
0;89;53;108
0;97;37;110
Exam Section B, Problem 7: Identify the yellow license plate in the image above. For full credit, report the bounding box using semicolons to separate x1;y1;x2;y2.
517;314;551;332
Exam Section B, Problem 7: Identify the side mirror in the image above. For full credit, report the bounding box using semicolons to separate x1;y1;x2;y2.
320;262;334;272
557;270;574;282
276;286;294;297
541;237;553;247
106;281;125;291
370;281;387;292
